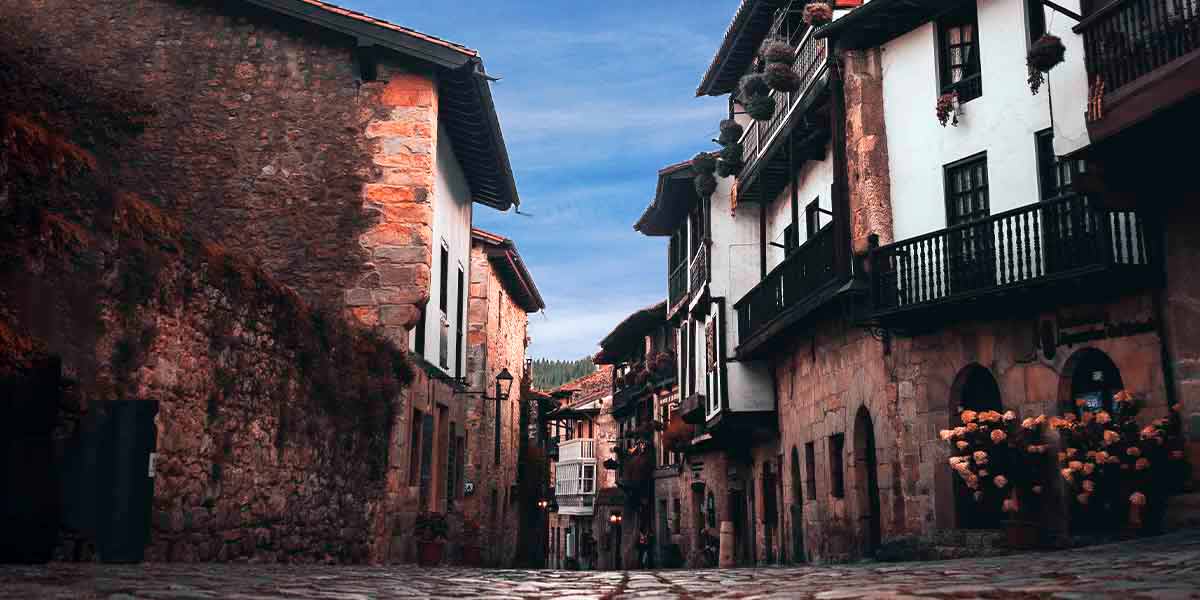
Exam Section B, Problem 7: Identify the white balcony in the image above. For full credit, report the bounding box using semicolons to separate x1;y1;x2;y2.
554;445;597;517
558;438;596;462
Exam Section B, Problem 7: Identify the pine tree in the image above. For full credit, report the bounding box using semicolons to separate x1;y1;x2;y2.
530;357;596;390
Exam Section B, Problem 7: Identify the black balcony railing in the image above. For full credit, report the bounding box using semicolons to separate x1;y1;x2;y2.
668;261;688;313
740;14;829;179
1079;0;1200;96
871;194;1152;315
735;225;837;346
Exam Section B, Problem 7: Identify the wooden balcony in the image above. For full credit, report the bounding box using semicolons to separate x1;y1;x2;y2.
869;194;1156;327
737;11;831;204
668;260;688;315
1077;0;1200;142
734;225;840;357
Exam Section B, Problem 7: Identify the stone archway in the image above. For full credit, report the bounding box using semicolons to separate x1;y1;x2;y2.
1059;347;1125;416
949;364;1004;529
853;407;882;556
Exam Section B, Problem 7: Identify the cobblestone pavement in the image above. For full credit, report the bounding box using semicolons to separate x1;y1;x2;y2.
3;529;1200;599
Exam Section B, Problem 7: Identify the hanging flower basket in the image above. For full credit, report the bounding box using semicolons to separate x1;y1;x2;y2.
718;142;744;168
1028;34;1067;72
936;92;960;127
745;95;777;122
803;3;833;27
762;40;796;64
1026;35;1066;95
738;73;770;103
718;119;744;145
764;63;802;93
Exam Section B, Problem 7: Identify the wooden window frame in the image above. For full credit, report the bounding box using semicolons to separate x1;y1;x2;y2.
937;2;983;103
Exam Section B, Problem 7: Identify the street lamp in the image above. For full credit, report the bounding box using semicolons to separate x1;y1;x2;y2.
609;513;622;525
495;367;514;400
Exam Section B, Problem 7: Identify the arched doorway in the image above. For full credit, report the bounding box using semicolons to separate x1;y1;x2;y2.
853;407;882;555
789;446;805;562
1060;348;1126;533
951;364;1004;529
1062;348;1125;416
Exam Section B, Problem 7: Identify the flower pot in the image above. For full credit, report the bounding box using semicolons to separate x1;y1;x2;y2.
417;540;444;566
460;544;482;566
1004;519;1039;550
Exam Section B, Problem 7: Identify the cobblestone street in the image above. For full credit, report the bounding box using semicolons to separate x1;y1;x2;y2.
2;529;1199;599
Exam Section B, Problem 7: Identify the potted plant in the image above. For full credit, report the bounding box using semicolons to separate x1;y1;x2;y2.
459;519;482;566
1051;391;1187;536
414;512;449;566
936;92;960;127
803;2;833;27
738;73;776;122
1026;34;1067;95
717;119;744;145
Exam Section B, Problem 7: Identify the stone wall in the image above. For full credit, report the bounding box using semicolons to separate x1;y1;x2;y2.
0;131;410;564
842;47;893;254
1163;200;1200;472
0;0;437;336
769;293;1171;562
462;244;530;566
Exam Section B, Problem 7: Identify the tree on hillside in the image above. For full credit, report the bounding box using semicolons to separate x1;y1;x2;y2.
530;357;595;390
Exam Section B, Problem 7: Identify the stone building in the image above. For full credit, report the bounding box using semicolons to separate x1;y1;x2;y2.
463;228;545;567
0;0;527;564
593;302;683;569
544;366;616;569
631;0;1196;565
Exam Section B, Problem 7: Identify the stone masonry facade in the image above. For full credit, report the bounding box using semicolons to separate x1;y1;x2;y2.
462;240;532;567
1;0;514;566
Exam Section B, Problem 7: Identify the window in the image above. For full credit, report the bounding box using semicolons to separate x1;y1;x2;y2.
455;266;465;378
804;441;817;500
409;408;425;485
582;464;595;493
938;3;982;102
1025;0;1046;46
446;422;458;505
945;153;990;227
438;242;450;369
672;498;681;534
829;433;845;499
414;301;427;355
944;153;993;292
1035;129;1086;201
805;198;823;238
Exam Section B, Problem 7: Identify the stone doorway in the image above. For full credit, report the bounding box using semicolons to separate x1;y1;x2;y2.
951;364;1004;529
854;407;882;556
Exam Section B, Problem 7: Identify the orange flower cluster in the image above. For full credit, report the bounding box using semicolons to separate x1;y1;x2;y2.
1053;392;1188;530
942;407;1049;515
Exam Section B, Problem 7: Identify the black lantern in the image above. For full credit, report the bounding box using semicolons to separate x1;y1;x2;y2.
495;367;514;400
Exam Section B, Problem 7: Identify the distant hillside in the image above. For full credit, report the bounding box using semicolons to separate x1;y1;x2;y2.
531;357;596;390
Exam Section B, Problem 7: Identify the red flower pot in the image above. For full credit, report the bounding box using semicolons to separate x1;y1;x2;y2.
417;541;444;566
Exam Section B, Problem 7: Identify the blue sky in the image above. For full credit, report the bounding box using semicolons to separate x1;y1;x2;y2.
341;1;731;359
